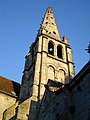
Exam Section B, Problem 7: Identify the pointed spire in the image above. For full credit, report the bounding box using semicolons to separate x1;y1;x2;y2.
37;7;60;40
62;36;68;44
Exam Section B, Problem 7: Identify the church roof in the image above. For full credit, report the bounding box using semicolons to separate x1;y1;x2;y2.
69;60;90;90
0;76;20;97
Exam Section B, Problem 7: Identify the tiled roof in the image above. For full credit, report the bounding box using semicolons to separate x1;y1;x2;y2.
0;76;20;97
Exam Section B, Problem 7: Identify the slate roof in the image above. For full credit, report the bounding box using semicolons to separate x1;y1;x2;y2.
69;60;90;90
0;76;20;97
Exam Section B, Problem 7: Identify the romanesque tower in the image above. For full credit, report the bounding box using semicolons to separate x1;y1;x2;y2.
17;7;74;120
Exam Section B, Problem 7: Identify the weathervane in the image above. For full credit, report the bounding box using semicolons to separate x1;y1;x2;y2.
85;42;90;54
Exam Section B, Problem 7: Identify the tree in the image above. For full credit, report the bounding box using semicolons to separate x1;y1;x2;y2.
85;42;90;54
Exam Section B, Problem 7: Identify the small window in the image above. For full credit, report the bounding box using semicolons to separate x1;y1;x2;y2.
46;22;48;24
46;17;48;19
57;45;62;59
51;17;53;19
52;23;54;25
48;41;54;56
53;31;56;34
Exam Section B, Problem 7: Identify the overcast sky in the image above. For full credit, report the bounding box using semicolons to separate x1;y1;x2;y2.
0;0;90;83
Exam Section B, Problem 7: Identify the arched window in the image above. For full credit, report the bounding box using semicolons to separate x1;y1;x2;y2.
58;69;65;83
57;45;63;59
48;41;54;56
47;65;55;81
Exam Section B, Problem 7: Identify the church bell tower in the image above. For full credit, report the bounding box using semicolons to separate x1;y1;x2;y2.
17;7;74;120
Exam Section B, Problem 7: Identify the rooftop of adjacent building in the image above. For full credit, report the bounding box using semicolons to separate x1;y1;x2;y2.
0;76;20;97
69;60;90;89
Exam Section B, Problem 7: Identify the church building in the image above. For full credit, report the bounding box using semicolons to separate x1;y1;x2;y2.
0;7;90;120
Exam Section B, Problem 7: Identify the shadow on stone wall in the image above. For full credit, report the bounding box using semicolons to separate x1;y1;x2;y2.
27;78;74;120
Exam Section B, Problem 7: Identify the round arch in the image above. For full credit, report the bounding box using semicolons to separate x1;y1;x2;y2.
47;63;56;70
48;41;54;56
57;44;63;59
57;67;67;73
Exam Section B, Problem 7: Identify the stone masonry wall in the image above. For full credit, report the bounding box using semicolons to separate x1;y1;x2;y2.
3;102;18;120
0;92;16;120
72;73;90;120
38;81;73;120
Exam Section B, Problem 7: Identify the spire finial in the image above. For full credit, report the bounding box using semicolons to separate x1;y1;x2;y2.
46;7;52;13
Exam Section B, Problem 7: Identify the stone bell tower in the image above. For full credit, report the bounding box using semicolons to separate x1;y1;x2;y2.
17;7;75;120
